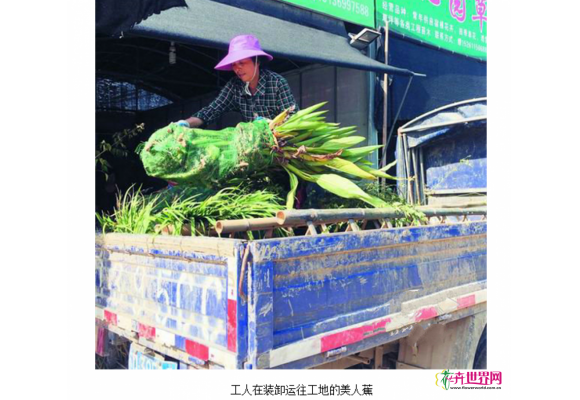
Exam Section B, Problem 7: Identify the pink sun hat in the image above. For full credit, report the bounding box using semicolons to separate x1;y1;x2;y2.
215;35;273;71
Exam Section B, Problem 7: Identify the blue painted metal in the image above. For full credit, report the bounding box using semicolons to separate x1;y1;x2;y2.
96;218;486;369
248;222;486;356
397;99;487;200
272;303;484;369
95;239;242;352
422;124;486;190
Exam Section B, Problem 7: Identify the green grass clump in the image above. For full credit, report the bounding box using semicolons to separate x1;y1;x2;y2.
96;185;285;238
96;186;162;234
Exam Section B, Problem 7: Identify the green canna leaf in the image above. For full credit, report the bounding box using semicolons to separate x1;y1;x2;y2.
278;121;326;132
317;136;366;151
299;162;326;174
340;145;383;158
312;174;391;208
311;127;338;136
380;159;397;172
283;167;299;209
284;162;315;182
333;130;358;139
288;131;313;143
283;102;328;124
296;134;332;147
284;163;391;209
323;158;377;180
358;164;397;180
303;137;366;154
300;110;329;120
324;126;358;137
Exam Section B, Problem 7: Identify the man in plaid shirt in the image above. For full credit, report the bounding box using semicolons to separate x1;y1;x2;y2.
178;35;299;128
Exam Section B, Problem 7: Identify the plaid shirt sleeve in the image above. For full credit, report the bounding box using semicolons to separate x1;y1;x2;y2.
276;77;299;115
192;79;237;125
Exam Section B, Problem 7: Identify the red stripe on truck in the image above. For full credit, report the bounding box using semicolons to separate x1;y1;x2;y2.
104;310;117;325
185;339;209;361
227;299;237;352
321;318;391;352
138;323;156;340
457;294;476;309
415;307;438;322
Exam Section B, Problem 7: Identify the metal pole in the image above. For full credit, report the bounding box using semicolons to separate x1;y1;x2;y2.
214;207;487;235
385;75;414;152
411;148;421;205
402;134;414;204
367;42;379;169
396;133;406;200
276;207;486;226
380;75;414;169
333;66;338;123
381;24;389;173
419;148;426;205
215;217;279;235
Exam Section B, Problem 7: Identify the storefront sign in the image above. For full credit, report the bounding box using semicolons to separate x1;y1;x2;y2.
376;0;487;60
278;0;376;28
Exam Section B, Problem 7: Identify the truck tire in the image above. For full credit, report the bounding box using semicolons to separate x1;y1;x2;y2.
472;325;487;369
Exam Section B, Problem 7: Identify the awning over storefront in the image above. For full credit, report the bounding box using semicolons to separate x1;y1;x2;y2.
131;0;416;76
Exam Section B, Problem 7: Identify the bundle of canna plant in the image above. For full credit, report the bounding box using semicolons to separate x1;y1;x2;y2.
140;102;397;209
139;118;276;188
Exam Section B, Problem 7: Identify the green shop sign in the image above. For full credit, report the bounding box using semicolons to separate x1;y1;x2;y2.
376;0;487;60
278;0;376;28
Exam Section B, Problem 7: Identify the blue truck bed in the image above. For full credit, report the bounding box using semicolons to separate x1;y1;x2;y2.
95;218;486;369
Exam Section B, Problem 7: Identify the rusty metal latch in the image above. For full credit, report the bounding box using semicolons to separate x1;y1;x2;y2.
238;245;251;303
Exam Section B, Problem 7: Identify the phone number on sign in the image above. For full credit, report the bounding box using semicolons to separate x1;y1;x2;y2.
310;0;371;17
458;38;486;53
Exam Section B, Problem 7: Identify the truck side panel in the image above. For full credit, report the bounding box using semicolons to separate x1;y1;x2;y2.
248;221;486;368
95;234;246;368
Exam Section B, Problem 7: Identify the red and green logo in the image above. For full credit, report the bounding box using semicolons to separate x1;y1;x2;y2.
436;369;502;390
436;369;453;390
